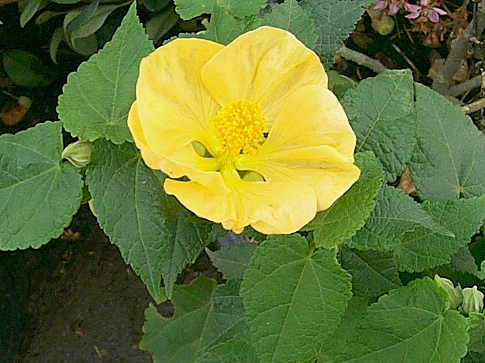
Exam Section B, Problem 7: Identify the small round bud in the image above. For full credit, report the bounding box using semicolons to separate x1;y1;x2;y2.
372;13;395;36
17;96;33;111
62;140;92;168
462;286;484;315
434;275;462;309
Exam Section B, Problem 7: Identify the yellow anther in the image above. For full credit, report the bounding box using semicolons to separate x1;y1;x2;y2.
211;100;266;155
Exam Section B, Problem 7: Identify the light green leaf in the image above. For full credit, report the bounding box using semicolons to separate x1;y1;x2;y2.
174;0;215;20
347;185;452;251
206;242;257;280
468;313;485;353
322;277;469;363
261;0;317;49
240;234;352;363
141;277;258;363
395;195;485;272
340;246;401;300
303;151;383;248
410;83;485;200
342;69;416;182
301;0;374;69
57;2;154;144
203;4;246;44
0;122;83;250
217;0;265;18
86;141;218;301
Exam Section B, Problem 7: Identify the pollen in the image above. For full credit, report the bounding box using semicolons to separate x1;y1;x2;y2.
211;100;266;155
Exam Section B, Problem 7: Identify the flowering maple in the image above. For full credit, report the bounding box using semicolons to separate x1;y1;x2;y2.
128;26;360;234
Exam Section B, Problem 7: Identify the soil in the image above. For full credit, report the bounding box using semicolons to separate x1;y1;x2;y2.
0;205;153;363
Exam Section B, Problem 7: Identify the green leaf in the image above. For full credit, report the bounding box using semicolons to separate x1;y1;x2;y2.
340;246;401;300
203;4;247;45
240;234;352;363
174;0;214;19
301;0;375;69
206;242;257;280
468;313;485;353
141;277;258;363
0;122;83;250
19;0;47;27
342;69;416;182
260;0;318;49
86;141;217;301
2;49;53;88
69;2;131;41
322;277;469;363
217;0;265;18
395;195;485;272
445;246;478;275
146;7;179;42
464;352;485;363
57;2;154;144
327;70;357;99
410;83;485;200
303;151;383;248
347;185;452;251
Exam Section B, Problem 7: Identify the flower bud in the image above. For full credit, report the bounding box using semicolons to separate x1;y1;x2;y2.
462;286;484;315
372;13;395;36
62;140;92;168
434;275;462;309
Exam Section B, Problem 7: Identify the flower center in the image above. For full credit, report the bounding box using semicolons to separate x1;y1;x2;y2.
211;100;266;155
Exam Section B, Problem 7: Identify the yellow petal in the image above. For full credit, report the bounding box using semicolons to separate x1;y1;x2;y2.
201;26;327;129
265;85;356;158
239;85;360;211
128;101;185;176
164;178;317;234
136;38;223;157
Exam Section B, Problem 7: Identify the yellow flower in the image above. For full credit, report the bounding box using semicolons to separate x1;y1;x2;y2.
128;26;360;235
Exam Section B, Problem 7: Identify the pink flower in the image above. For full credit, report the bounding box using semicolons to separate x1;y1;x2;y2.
405;0;447;23
373;0;403;16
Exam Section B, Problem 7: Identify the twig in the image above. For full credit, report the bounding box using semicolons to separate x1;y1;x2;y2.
391;43;420;79
461;97;485;114
432;0;485;94
337;45;387;74
447;74;483;97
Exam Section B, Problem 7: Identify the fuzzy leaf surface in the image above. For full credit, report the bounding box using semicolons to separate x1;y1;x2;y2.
140;277;258;363
342;69;416;182
348;185;452;251
206;242;257;280
410;83;485;200
0;122;83;250
86;141;217;301
301;0;375;68
321;278;469;363
340;246;401;299
303;151;382;248
395;195;485;272
261;0;318;49
57;3;154;144
240;234;352;363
